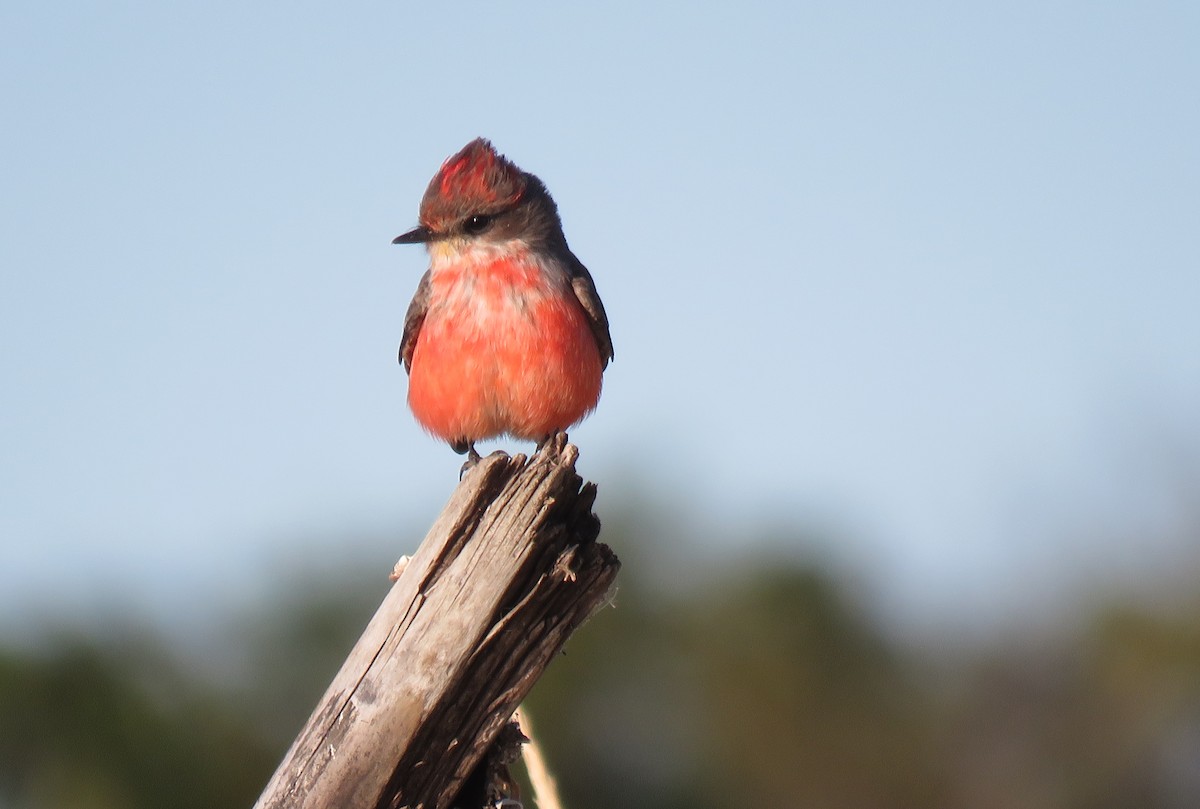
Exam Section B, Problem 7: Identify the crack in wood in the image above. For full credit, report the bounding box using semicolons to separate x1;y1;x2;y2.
254;438;619;809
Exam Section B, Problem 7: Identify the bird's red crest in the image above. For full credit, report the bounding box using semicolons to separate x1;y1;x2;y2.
420;138;526;229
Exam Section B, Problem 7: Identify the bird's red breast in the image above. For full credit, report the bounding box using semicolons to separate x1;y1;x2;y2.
406;246;604;444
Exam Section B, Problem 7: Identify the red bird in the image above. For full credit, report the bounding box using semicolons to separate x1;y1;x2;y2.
393;139;613;463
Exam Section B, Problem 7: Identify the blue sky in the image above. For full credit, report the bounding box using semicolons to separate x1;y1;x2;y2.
2;1;1198;635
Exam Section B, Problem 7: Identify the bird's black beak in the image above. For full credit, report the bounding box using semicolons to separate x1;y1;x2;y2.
392;225;432;245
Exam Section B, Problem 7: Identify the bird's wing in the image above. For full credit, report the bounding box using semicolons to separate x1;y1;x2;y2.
568;256;614;369
399;269;431;373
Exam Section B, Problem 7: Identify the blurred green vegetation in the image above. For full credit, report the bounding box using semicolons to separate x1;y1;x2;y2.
2;516;1200;809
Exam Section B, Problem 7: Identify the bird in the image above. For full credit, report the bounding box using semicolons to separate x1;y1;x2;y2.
392;138;613;466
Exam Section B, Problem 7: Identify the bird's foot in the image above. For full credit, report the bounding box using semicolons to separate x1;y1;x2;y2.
451;438;481;479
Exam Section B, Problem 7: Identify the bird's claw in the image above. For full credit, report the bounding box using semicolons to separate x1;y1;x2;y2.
455;441;482;479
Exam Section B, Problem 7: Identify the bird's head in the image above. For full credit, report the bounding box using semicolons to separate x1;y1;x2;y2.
393;138;564;253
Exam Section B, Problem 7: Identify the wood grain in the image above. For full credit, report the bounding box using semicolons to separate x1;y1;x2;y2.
254;436;619;809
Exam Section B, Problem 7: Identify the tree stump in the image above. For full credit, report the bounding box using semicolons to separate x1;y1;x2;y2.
254;436;619;809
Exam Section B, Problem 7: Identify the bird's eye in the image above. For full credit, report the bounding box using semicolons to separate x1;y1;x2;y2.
463;214;493;235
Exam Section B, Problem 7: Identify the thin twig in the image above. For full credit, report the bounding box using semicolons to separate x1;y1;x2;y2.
514;707;564;809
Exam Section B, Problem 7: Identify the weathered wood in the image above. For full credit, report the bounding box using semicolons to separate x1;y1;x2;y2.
254;436;619;809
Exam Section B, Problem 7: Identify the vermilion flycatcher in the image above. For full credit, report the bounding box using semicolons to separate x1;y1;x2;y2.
393;138;613;463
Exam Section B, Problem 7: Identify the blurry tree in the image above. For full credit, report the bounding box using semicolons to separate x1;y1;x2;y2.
940;596;1200;809
0;635;274;809
526;558;949;809
1;515;1199;809
224;566;391;749
685;566;947;808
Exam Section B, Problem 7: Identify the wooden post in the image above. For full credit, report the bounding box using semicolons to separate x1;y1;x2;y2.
254;436;619;809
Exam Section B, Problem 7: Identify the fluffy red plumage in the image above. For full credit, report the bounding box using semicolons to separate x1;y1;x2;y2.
393;139;612;460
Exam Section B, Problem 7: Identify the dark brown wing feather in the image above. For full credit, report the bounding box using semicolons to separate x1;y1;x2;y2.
566;255;614;368
399;270;431;373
